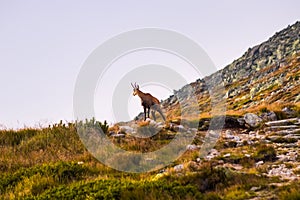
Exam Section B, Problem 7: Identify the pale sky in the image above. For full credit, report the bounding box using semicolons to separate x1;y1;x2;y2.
0;0;300;128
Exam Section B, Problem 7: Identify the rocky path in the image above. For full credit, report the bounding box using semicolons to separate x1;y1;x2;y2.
265;118;300;136
264;118;300;152
263;118;300;180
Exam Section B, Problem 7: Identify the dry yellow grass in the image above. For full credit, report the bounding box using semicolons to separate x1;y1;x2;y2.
137;120;150;127
108;124;120;133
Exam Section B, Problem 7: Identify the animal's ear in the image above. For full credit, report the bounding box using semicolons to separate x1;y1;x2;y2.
137;84;139;89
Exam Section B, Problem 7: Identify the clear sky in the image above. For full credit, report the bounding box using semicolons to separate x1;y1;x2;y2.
0;0;300;129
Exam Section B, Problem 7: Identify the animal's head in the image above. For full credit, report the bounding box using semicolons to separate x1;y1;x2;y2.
131;82;139;96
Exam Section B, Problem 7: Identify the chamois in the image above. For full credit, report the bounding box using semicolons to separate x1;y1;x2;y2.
131;83;166;121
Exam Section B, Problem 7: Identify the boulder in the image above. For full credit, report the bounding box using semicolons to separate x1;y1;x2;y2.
260;111;277;121
244;113;263;128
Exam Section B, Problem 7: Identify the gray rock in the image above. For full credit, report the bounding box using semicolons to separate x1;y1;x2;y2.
174;164;184;172
186;144;199;151
255;161;264;167
244;113;263;128
275;129;300;136
237;118;246;126
260;111;277;121
224;130;234;139
171;124;187;132
146;118;157;126
250;186;261;191
223;153;231;158
218;160;224;165
206;149;220;160
268;164;296;180
277;152;297;162
265;125;299;131
282;107;297;118
119;126;134;133
265;118;299;126
111;133;125;138
156;125;165;130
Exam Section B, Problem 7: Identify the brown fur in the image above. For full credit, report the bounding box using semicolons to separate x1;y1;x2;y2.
131;83;166;121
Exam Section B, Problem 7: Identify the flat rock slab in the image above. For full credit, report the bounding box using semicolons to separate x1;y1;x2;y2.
272;129;300;136
265;125;300;131
265;118;299;126
267;135;299;143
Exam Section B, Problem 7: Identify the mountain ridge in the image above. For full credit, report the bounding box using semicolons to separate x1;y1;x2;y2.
162;21;300;118
206;21;300;85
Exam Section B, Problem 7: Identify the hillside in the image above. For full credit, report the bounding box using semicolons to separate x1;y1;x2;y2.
163;21;300;119
0;22;300;199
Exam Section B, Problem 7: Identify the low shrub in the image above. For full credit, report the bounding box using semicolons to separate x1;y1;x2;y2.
278;182;300;200
37;179;204;200
0;162;94;196
253;144;277;162
223;186;251;200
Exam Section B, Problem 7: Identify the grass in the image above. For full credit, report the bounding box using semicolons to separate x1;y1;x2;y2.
252;144;277;162
0;119;281;199
277;182;300;200
0;118;296;198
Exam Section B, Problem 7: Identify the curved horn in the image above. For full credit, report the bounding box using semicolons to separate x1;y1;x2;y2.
131;83;135;88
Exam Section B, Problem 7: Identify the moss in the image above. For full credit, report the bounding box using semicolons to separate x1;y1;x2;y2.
223;187;251;200
278;182;300;200
253;144;277;162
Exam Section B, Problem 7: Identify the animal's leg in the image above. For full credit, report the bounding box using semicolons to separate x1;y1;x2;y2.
147;107;150;118
151;111;156;121
144;107;147;121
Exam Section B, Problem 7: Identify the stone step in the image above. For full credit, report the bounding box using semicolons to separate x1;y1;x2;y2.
267;135;300;143
270;128;300;136
265;125;300;131
275;143;299;148
265;118;299;127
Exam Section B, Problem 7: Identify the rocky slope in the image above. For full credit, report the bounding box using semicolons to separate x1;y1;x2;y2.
209;21;300;86
162;21;300;117
115;21;300;199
